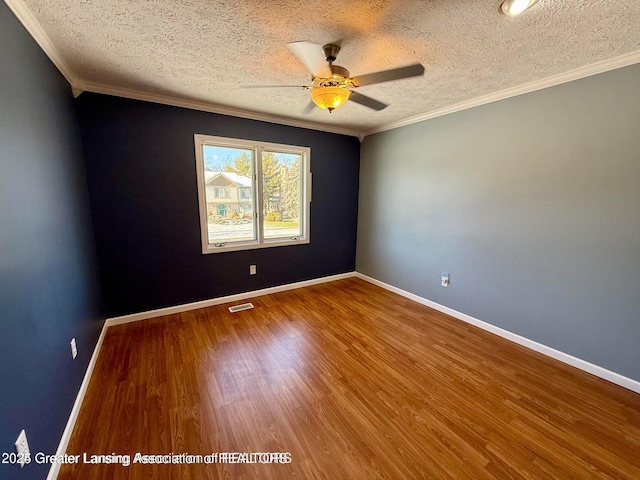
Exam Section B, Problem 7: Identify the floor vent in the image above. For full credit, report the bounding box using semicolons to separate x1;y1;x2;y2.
228;302;254;313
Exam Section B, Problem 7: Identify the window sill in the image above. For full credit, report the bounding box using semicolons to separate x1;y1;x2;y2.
202;237;309;254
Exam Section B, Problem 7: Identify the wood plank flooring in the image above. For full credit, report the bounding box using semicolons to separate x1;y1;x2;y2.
58;278;640;479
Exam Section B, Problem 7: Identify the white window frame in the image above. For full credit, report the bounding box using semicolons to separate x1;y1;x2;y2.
194;134;311;254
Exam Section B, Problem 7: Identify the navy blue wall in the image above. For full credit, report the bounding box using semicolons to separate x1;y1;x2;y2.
0;4;104;479
76;93;360;318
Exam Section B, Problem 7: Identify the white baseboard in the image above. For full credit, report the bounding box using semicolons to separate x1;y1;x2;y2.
105;272;357;326
47;322;108;480
355;272;640;395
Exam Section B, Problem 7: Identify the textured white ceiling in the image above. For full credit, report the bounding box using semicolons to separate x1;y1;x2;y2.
17;0;640;134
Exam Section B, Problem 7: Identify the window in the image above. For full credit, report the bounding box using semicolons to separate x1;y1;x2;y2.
194;134;311;254
213;187;229;198
239;187;251;200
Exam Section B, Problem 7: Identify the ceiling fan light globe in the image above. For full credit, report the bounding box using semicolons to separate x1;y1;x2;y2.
311;87;350;112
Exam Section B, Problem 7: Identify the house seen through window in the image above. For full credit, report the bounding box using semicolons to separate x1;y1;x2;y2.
194;134;310;253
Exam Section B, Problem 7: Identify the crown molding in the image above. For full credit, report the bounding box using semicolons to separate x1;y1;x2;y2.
5;0;360;138
363;49;640;137
4;0;81;89
8;0;639;141
81;81;362;138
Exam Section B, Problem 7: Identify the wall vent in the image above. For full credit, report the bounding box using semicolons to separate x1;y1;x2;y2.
228;302;254;313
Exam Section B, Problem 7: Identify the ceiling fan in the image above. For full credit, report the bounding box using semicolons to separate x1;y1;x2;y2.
246;42;425;113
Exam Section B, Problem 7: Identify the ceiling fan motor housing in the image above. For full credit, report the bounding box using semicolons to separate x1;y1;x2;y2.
313;64;353;88
329;64;349;79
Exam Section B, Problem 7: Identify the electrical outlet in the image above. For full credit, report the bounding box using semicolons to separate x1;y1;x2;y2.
441;273;450;287
70;338;77;359
249;265;257;275
15;430;29;468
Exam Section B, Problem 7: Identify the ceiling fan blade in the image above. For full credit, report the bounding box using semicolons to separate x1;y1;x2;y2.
302;102;316;114
351;64;425;87
286;41;332;78
348;91;388;111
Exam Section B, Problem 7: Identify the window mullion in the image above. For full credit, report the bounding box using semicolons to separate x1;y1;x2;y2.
254;146;264;244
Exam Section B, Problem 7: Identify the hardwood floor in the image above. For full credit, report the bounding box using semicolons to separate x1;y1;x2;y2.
59;278;640;479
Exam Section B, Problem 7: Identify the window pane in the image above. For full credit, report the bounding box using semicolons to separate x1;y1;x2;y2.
202;145;255;244
262;151;303;239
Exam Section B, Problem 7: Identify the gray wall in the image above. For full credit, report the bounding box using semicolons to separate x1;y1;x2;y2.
0;4;104;479
357;64;640;381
